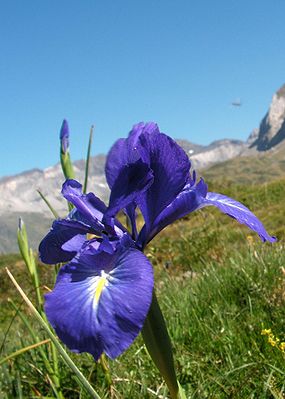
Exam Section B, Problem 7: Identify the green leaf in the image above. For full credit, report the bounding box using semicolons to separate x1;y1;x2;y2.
37;190;59;218
83;125;94;194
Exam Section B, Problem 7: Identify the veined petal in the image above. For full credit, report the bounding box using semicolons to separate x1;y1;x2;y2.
45;244;154;360
39;219;91;264
138;178;275;247
203;192;276;242
137;131;190;232
138;179;207;247
62;180;106;232
105;122;160;189
106;159;154;219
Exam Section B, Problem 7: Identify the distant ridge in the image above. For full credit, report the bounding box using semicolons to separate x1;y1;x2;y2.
1;83;285;253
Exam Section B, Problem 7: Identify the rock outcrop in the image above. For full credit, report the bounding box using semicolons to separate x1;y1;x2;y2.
249;84;285;151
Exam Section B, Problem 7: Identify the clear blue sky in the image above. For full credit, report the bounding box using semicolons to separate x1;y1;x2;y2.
1;0;285;177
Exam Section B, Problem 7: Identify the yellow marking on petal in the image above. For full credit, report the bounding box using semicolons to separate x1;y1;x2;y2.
87;233;100;240
94;275;107;304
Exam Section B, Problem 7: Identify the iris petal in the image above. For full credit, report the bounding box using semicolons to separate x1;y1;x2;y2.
45;244;154;360
39;219;92;264
138;178;276;246
138;179;207;247
62;180;107;232
136;131;190;232
105;159;154;219
203;192;276;242
105;122;160;189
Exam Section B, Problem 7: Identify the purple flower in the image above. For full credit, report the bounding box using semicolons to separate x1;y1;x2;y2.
60;119;70;154
39;122;275;360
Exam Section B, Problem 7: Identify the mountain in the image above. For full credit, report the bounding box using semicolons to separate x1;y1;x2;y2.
204;140;285;185
1;83;285;253
248;84;285;151
0;156;109;254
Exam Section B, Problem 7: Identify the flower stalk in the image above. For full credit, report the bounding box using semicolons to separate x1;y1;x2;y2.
142;291;182;398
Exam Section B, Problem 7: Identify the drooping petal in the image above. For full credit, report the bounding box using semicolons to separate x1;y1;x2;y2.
138;179;207;247
39;219;91;264
138;178;276;247
202;192;276;242
45;243;154;360
105;159;154;220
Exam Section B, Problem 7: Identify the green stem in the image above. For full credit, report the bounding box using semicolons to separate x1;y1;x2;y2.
142;291;179;399
100;353;113;388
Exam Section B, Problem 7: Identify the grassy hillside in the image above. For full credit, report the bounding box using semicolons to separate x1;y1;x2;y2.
203;141;285;185
0;178;284;398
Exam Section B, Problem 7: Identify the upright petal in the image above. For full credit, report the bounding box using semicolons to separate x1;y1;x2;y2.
106;159;154;219
137;132;190;233
105;122;160;189
45;243;154;360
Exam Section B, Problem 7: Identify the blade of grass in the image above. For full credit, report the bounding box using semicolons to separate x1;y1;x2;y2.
37;190;59;219
0;339;51;366
16;370;23;399
83;125;94;194
8;299;63;399
6;268;102;399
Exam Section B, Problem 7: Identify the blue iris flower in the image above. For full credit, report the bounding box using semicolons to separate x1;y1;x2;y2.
39;122;275;361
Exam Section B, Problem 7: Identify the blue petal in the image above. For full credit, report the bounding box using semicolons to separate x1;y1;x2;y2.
138;179;207;247
138;178;276;247
39;219;91;264
62;179;126;237
62;180;107;232
105;122;160;189
105;159;154;219
45;243;154;360
107;124;190;235
203;192;276;242
136;131;190;233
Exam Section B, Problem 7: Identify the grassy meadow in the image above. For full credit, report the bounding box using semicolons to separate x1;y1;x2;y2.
0;176;285;398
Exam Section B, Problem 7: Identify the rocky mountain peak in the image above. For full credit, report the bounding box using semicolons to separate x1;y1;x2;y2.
249;83;285;151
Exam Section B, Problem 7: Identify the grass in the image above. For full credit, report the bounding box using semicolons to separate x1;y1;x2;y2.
0;177;284;398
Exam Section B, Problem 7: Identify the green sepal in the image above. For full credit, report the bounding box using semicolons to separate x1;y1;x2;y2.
17;218;32;275
142;291;179;398
60;150;75;211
